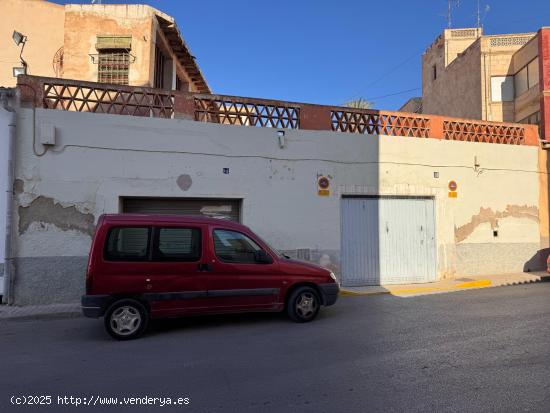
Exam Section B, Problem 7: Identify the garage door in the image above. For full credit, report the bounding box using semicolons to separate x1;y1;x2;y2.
122;198;241;222
341;197;436;286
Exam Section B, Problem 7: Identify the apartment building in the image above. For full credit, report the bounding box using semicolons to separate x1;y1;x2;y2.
403;27;550;139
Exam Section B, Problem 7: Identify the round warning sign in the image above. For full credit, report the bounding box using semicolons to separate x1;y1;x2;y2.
448;180;458;191
318;176;330;189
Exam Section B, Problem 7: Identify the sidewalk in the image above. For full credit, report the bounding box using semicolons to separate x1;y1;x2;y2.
0;303;80;320
0;272;548;319
340;271;550;297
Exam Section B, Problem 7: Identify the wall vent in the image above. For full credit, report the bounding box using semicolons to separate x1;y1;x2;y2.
489;36;532;47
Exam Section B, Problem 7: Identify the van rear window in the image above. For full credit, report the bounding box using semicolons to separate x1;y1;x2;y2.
153;228;201;262
104;227;150;261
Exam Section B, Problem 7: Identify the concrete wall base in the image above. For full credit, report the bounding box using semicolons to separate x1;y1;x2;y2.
13;256;87;305
455;243;545;275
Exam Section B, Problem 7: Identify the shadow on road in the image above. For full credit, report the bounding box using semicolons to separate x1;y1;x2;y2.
147;311;287;337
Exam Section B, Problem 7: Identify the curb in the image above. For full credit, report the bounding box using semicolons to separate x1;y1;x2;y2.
340;275;550;297
0;304;81;321
2;275;549;317
1;311;83;321
339;289;390;297
456;280;492;289
340;279;495;297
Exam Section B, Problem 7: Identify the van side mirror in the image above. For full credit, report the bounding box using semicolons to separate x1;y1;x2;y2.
254;250;273;264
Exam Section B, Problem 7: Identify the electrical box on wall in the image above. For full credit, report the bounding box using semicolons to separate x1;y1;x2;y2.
40;123;56;146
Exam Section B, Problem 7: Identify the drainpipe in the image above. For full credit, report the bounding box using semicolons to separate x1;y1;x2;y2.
0;88;16;305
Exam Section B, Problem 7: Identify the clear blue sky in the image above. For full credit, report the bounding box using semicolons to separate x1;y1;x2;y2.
54;0;549;110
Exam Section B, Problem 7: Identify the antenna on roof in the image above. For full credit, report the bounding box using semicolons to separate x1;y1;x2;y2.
447;0;460;28
476;1;490;29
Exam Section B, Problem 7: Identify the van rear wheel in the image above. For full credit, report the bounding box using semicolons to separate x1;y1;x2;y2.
104;299;148;340
286;286;320;323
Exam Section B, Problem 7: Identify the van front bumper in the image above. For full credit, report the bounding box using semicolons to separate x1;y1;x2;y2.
81;295;110;318
318;283;339;306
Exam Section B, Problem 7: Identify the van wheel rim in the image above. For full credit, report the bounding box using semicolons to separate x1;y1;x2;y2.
110;306;141;336
296;292;318;318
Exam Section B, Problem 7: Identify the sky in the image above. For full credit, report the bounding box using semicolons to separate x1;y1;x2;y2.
53;0;550;110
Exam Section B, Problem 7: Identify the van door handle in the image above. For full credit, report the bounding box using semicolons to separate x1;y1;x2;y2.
198;263;213;272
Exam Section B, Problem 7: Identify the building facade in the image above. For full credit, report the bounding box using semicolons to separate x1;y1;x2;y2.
0;75;546;304
414;27;550;139
0;0;210;93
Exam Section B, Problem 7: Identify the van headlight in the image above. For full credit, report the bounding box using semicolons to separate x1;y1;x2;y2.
329;271;337;281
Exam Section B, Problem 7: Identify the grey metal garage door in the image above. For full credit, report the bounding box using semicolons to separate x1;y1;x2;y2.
122;198;241;222
341;196;436;286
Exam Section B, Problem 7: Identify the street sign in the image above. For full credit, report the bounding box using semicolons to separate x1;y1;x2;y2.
448;180;457;191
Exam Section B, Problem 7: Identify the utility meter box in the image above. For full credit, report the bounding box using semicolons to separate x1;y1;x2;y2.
40;123;56;146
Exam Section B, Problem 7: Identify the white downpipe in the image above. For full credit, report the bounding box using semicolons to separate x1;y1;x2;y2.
1;89;16;304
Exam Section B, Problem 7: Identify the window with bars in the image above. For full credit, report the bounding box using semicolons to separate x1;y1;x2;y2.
98;51;130;85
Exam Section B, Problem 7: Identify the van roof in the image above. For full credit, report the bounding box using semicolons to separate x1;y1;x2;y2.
100;214;246;229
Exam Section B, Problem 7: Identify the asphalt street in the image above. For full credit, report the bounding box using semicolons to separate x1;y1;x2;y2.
1;283;550;413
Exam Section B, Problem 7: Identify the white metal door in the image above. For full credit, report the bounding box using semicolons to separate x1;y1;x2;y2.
341;197;436;286
341;198;380;286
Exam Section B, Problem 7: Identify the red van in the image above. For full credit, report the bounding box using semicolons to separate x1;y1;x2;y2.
82;214;339;340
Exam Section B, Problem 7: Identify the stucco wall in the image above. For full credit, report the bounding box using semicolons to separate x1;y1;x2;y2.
63;5;155;87
0;0;65;87
9;107;546;304
378;136;543;277
0;1;206;92
422;30;541;124
422;38;483;120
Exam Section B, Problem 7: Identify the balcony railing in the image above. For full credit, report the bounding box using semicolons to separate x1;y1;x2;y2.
16;75;539;146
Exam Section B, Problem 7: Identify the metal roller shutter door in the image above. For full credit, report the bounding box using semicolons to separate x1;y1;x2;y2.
341;196;436;286
122;198;241;222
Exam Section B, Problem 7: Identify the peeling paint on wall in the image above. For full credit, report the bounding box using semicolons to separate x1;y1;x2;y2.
455;205;539;243
176;174;192;191
200;205;232;220
13;179;24;195
18;196;95;237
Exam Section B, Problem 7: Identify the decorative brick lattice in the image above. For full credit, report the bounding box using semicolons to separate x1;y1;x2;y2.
43;82;174;118
331;110;431;137
194;97;300;129
451;29;478;38
443;120;525;144
489;36;533;47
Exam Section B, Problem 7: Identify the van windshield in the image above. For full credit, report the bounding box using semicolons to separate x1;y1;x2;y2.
254;235;287;259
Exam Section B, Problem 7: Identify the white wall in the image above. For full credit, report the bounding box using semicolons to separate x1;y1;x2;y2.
14;108;379;255
10;107;546;303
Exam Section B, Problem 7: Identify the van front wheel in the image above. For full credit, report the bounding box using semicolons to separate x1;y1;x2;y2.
286;286;320;323
104;299;149;340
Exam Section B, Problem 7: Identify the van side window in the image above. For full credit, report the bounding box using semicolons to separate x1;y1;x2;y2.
153;228;201;262
213;229;262;264
104;227;150;261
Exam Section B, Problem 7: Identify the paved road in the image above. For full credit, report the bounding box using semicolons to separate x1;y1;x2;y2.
2;284;550;413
